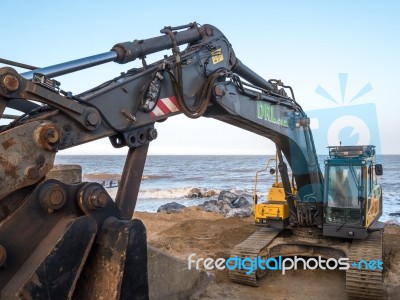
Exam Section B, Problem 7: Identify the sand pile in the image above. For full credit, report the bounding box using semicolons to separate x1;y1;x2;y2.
134;207;400;299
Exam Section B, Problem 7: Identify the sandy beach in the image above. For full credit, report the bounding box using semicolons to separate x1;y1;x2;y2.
134;207;400;299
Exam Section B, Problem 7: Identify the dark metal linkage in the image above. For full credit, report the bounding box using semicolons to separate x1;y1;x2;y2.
115;144;149;219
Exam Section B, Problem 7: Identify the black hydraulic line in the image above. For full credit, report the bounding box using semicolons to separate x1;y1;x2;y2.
276;146;298;219
268;79;296;100
232;59;276;91
0;58;39;70
162;68;220;119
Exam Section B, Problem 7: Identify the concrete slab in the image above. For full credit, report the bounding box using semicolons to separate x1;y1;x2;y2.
147;245;214;300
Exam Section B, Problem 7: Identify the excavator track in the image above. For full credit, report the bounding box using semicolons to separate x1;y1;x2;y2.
346;230;384;299
229;227;281;286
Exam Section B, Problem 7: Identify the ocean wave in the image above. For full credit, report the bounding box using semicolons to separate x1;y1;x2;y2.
142;175;174;180
83;173;174;182
106;187;221;200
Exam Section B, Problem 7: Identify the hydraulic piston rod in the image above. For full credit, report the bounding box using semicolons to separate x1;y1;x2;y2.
21;25;202;80
21;52;117;80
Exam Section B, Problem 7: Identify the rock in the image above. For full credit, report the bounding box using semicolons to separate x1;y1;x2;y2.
201;200;217;206
225;208;252;218
218;190;238;203
217;199;233;209
220;203;232;215
203;203;222;214
386;219;400;226
187;188;219;198
157;202;186;214
232;196;250;208
203;189;219;197
198;200;222;214
187;188;203;198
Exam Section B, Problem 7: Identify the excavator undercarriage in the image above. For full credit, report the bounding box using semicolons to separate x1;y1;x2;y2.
229;224;384;299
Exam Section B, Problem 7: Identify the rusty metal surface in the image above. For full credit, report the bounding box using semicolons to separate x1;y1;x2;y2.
33;122;61;151
0;121;56;201
74;217;149;300
0;180;84;290
1;75;19;92
0;178;129;295
2;216;97;299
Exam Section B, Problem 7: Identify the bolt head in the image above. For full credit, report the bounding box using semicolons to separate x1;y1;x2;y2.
25;166;39;179
33;124;61;151
49;189;65;206
44;128;59;144
40;183;67;212
2;75;19;92
78;183;109;212
147;128;158;141
86;112;99;127
93;190;108;208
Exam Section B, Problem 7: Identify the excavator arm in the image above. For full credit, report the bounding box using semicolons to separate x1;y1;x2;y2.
0;23;323;298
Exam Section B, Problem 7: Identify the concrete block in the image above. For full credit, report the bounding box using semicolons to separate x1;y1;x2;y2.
147;245;214;300
46;164;82;184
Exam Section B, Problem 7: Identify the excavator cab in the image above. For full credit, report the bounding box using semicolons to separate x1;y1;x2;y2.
322;145;383;239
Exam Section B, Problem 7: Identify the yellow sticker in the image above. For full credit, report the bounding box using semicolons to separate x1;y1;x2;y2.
211;48;224;64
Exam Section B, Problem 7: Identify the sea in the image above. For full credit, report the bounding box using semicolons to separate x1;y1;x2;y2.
55;155;400;223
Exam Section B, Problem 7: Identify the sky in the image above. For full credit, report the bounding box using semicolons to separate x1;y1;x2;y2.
1;0;399;155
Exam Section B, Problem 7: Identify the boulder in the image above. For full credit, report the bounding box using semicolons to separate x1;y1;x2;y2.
217;199;233;209
198;200;223;214
218;190;238;203
203;189;219;197
188;188;203;198
225;207;252;218
203;203;221;214
232;196;250;208
157;202;186;213
220;203;232;215
187;188;219;198
202;200;218;206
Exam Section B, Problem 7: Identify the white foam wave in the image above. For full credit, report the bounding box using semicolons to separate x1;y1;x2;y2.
106;187;221;200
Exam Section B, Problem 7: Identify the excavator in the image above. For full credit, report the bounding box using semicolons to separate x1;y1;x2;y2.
0;22;384;299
